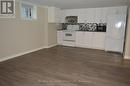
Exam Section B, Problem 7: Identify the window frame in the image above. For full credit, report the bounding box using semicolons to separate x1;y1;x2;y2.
20;1;37;21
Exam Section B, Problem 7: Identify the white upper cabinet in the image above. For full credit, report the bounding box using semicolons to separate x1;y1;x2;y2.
60;11;66;23
60;6;127;23
94;8;108;23
48;7;61;23
86;9;96;23
94;8;101;23
107;6;127;15
78;9;87;23
100;8;108;23
86;8;107;23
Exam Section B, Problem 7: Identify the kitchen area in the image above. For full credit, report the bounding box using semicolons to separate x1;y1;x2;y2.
48;6;127;54
58;17;107;50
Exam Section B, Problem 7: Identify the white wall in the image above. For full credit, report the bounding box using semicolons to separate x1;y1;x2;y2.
48;23;59;46
0;1;48;60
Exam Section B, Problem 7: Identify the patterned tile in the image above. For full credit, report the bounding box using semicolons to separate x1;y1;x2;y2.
61;23;107;31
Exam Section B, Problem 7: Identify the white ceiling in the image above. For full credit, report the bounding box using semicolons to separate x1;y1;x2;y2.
23;0;130;9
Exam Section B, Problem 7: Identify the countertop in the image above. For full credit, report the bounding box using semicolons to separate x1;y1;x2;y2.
57;29;106;32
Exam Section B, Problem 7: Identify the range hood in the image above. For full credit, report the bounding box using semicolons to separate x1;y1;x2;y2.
65;16;78;24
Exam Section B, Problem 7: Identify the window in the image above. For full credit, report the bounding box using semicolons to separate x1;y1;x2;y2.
20;2;37;20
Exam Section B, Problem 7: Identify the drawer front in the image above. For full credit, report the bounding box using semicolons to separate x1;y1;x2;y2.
63;32;76;41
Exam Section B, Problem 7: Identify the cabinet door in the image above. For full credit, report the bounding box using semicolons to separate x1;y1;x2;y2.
78;9;87;23
84;32;94;48
94;8;108;23
100;8;108;23
92;32;106;50
94;8;101;23
60;11;66;23
48;7;55;23
86;9;96;23
76;32;84;47
107;6;127;16
48;7;61;23
57;31;63;44
55;8;61;23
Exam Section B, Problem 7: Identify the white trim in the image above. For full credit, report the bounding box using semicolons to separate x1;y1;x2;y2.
0;46;45;62
124;56;130;59
0;44;57;62
20;1;37;21
44;44;58;48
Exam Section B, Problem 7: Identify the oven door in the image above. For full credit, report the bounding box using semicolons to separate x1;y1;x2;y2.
63;32;76;42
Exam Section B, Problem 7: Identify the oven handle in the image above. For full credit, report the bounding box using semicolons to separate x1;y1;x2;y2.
65;33;72;36
63;40;75;42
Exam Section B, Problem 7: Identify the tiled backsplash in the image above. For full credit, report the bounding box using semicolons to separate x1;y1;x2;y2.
62;23;107;31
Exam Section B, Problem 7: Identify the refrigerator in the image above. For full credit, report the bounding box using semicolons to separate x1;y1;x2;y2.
105;14;126;53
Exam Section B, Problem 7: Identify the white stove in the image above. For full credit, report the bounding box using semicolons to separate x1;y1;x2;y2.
62;25;79;46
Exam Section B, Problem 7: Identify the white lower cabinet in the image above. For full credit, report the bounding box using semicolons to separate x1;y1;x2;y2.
58;31;106;50
76;32;94;48
92;32;106;50
76;32;84;47
84;32;94;48
57;31;63;45
76;32;106;50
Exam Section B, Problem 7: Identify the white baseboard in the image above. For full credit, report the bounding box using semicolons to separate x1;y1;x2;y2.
44;44;58;48
124;56;130;59
0;44;58;62
0;46;45;62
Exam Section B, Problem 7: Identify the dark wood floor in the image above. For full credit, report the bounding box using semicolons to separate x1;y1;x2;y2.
0;46;130;86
